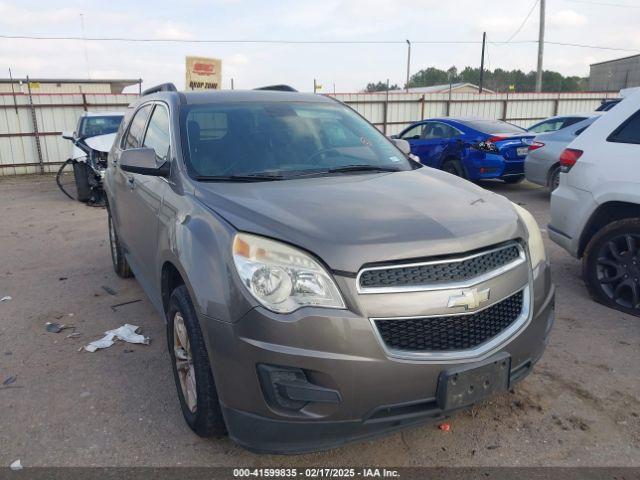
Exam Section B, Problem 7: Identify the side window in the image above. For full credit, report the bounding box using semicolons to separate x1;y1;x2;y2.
400;124;423;140
561;117;586;129
423;122;455;139
123;105;153;150
608;110;640;145
142;105;171;163
530;119;563;134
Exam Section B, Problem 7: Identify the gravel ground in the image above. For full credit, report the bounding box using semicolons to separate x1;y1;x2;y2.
0;175;638;467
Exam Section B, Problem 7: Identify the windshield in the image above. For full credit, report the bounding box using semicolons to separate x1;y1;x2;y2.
180;101;413;179
459;119;526;135
79;115;123;138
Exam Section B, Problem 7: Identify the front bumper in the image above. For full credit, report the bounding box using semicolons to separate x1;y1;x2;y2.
201;261;555;454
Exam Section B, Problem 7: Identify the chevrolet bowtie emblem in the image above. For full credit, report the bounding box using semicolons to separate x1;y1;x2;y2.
447;288;491;310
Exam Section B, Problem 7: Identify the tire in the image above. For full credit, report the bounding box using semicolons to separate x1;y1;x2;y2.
442;159;466;179
503;175;525;184
72;161;92;202
548;166;561;192
582;218;640;317
107;208;133;278
167;285;227;437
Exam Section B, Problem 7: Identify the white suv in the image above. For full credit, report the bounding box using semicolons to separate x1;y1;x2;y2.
549;88;640;317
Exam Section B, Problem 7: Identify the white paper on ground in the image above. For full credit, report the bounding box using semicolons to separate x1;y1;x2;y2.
84;324;149;352
10;459;22;471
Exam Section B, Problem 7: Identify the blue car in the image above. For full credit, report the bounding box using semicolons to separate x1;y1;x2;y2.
394;118;535;183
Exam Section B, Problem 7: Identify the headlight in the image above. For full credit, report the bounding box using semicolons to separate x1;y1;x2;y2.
512;203;547;268
232;233;345;313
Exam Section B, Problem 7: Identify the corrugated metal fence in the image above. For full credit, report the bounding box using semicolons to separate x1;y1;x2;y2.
329;91;614;136
0;92;137;176
0;90;615;176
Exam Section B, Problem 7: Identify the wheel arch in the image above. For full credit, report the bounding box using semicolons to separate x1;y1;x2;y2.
546;162;561;187
578;201;640;257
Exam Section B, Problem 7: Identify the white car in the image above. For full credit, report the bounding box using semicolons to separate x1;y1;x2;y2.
549;89;640;316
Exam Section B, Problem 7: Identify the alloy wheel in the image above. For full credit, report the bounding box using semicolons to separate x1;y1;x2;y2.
174;312;197;413
596;233;640;311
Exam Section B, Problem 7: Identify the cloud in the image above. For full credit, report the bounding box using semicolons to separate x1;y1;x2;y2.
547;9;588;27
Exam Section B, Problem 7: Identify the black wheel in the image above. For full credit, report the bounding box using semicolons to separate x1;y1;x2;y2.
167;285;226;437
548;166;561;192
56;160;78;200
583;218;640;317
442;159;466;179
107;209;132;278
503;175;525;184
72;161;92;202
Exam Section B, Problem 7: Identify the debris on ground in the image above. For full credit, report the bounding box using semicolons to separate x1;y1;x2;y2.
65;332;81;339
438;423;451;432
58;277;68;281
3;375;17;386
10;460;22;471
84;324;150;353
45;322;74;334
110;299;142;311
101;286;117;296
1;295;11;302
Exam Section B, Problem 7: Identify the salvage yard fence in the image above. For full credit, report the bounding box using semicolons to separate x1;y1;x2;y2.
0;89;616;176
328;91;616;136
0;92;137;176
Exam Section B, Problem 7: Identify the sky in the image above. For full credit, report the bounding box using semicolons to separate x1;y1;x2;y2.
0;0;639;93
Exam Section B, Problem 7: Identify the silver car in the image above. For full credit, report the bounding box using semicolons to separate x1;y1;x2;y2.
525;114;602;191
104;83;555;453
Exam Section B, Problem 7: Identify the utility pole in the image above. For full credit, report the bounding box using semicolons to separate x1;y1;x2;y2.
479;32;486;93
535;0;546;92
313;78;317;94
405;40;411;92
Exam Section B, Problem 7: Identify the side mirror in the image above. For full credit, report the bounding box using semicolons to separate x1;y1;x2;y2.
120;148;169;177
62;131;74;141
391;138;411;156
389;134;399;139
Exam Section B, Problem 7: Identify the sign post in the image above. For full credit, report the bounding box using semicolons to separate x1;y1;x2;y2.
185;56;222;91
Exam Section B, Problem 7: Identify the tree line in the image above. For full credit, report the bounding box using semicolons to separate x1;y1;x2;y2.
365;66;588;93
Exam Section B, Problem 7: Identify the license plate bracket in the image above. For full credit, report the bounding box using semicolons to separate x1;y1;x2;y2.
517;146;529;156
436;352;511;411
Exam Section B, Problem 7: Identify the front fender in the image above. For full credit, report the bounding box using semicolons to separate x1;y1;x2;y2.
156;197;256;323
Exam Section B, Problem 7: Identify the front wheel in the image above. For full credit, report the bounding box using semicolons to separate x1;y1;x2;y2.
167;285;227;437
583;218;640;317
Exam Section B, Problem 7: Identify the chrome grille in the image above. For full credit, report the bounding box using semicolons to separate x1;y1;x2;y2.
358;243;522;293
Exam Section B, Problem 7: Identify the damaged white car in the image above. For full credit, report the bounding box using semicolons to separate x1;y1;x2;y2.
57;112;124;204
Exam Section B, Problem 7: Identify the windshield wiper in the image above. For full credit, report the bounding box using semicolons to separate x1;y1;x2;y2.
194;173;285;182
326;165;401;174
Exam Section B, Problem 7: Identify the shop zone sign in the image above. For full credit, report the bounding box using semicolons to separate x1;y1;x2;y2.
186;56;222;90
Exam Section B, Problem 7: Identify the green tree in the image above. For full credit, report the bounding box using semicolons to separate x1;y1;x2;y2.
364;81;400;92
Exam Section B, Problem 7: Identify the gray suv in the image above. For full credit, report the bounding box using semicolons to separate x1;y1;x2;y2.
104;83;555;454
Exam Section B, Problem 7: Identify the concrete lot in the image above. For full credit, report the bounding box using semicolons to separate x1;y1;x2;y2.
0;175;638;467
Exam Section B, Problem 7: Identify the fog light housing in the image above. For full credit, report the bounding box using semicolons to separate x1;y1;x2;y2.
257;364;341;411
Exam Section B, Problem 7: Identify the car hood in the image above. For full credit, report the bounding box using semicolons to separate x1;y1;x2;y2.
84;133;116;153
194;168;524;272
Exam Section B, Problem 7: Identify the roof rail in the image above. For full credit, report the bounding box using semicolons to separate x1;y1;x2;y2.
142;83;178;96
253;84;298;92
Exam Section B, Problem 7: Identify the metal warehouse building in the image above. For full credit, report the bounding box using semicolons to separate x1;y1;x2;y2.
589;54;640;92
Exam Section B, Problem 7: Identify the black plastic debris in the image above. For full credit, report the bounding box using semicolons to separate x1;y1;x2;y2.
102;286;117;296
3;375;17;386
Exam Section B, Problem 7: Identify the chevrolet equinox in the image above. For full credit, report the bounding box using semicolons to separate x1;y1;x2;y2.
104;83;555;454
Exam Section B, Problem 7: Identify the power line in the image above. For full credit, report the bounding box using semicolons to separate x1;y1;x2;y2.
504;0;540;43
561;0;640;8
0;34;637;53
